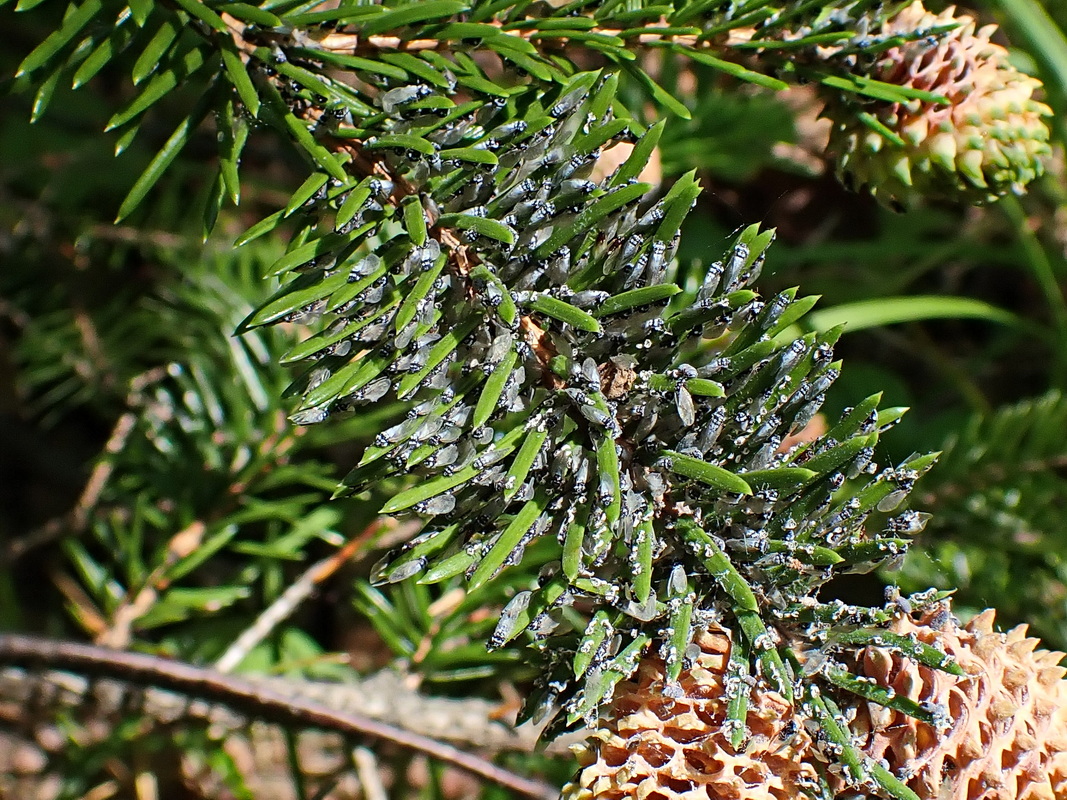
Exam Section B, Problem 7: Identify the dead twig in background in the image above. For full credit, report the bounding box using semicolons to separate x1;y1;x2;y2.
0;664;584;754
0;634;562;800
352;747;389;800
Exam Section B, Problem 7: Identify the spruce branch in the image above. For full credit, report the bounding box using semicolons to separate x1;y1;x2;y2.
897;390;1067;649
219;40;942;800
11;0;1052;222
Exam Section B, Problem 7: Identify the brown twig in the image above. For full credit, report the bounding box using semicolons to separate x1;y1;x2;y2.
305;25;701;56
0;635;561;800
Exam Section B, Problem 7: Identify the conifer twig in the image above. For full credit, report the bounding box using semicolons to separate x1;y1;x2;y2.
306;26;703;55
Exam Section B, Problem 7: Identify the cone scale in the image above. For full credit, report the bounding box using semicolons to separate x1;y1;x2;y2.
565;604;1067;800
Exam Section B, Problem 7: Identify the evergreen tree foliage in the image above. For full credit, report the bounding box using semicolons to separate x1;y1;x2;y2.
3;0;1067;798
899;390;1067;648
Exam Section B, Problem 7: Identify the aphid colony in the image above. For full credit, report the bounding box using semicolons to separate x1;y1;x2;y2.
245;62;937;749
